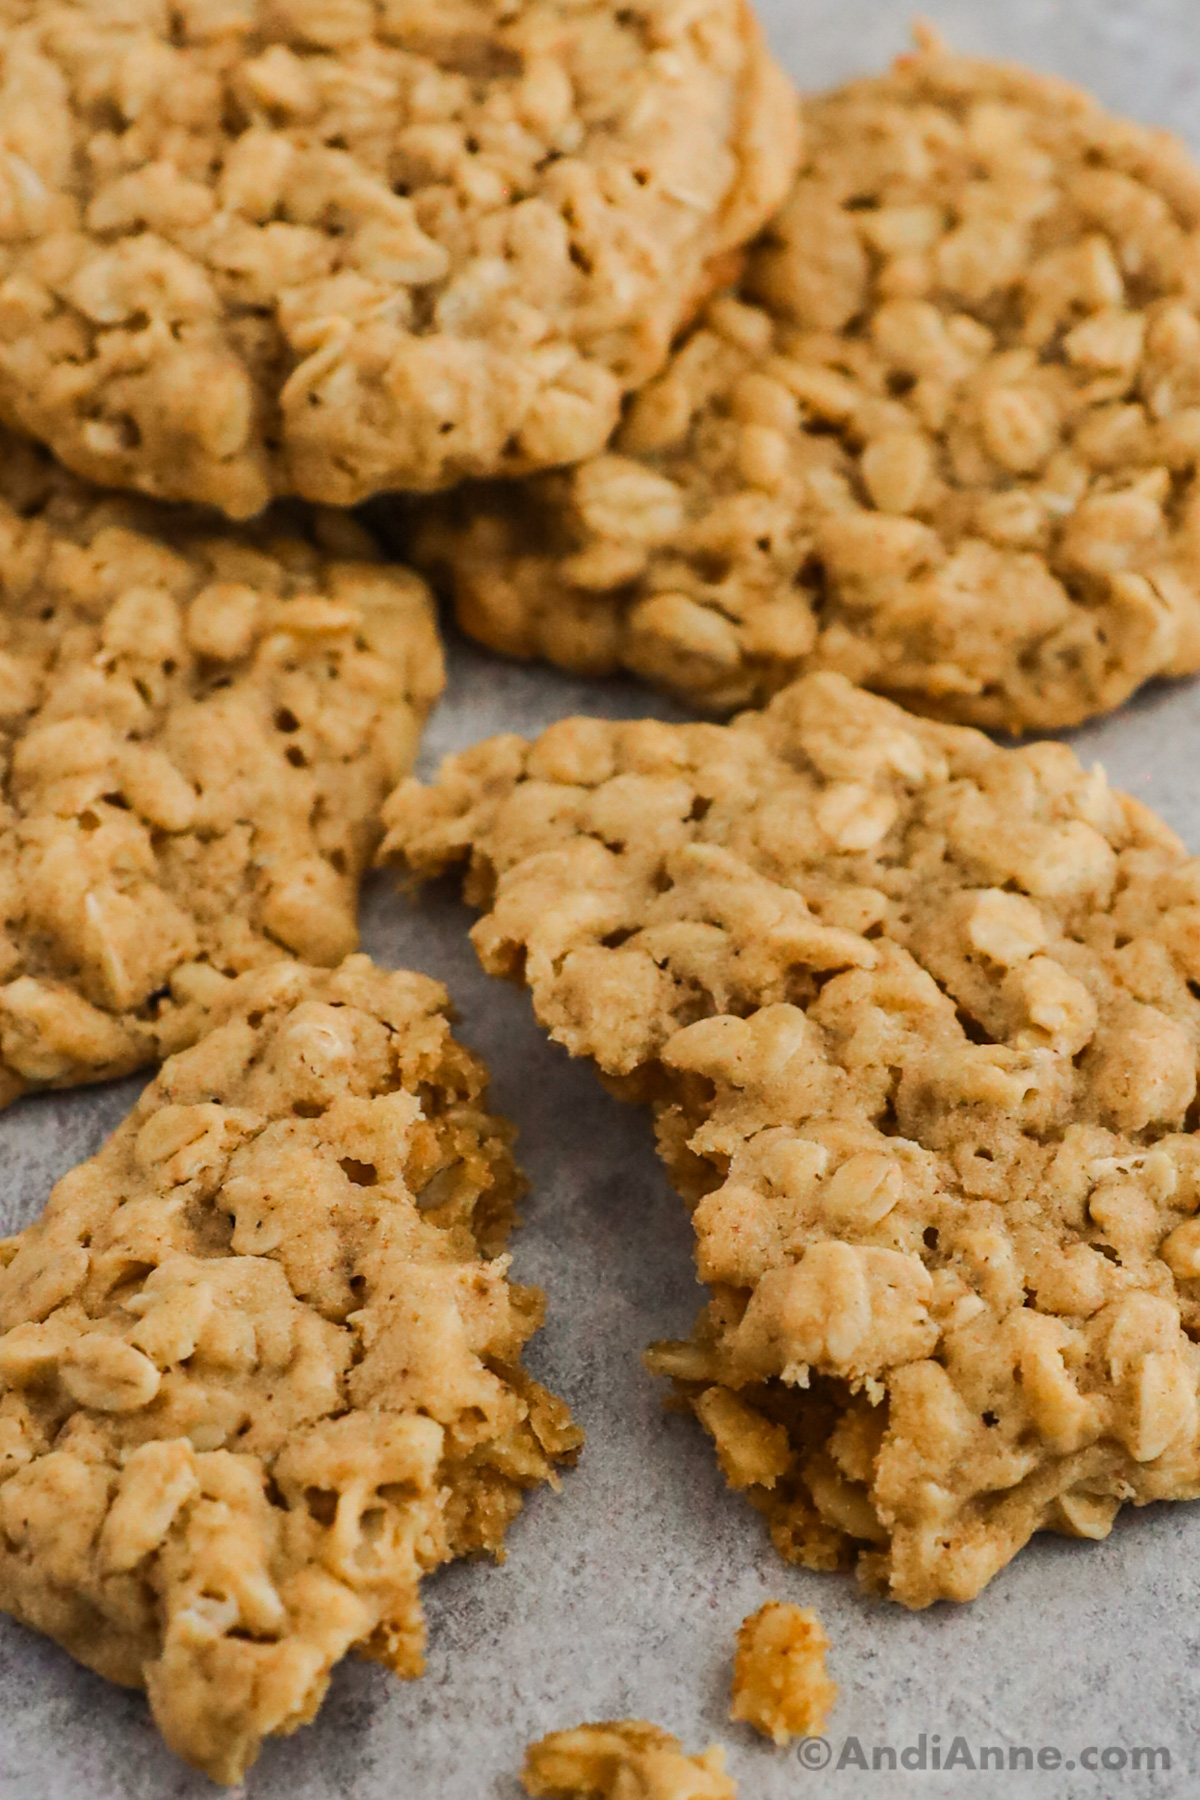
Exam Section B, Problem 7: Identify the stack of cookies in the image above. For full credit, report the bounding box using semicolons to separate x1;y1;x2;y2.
2;2;1200;1789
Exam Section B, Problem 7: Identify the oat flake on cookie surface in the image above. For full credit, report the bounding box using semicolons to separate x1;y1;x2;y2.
521;1721;737;1798
0;0;796;515
0;427;443;1106
413;33;1200;732
384;671;1200;1607
0;955;580;1783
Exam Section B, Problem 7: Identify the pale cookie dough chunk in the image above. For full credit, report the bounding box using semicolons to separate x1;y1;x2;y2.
0;0;797;515
730;1601;835;1745
0;956;580;1783
412;31;1200;732
0;429;442;1106
522;1722;736;1799
383;672;1200;1606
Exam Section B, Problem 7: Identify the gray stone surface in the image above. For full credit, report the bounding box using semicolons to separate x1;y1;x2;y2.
5;4;1200;1794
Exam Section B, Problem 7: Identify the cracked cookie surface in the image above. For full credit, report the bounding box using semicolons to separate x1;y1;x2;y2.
0;429;442;1105
522;1721;736;1798
412;35;1200;732
0;0;796;514
0;955;579;1783
384;671;1200;1606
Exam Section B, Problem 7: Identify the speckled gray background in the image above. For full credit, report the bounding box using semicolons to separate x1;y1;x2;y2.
5;4;1200;1796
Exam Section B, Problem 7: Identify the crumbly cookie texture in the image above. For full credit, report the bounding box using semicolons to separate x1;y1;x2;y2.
384;671;1200;1607
0;956;580;1784
521;1722;737;1799
729;1601;835;1745
412;34;1200;732
0;429;442;1106
0;0;796;515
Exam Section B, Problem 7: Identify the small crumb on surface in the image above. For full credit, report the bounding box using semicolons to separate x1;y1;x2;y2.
730;1601;837;1745
521;1721;737;1798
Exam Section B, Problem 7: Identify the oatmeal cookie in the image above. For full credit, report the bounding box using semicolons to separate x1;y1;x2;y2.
729;1601;835;1745
0;428;442;1107
0;956;580;1783
522;1722;736;1798
0;0;796;516
412;33;1200;732
384;672;1200;1606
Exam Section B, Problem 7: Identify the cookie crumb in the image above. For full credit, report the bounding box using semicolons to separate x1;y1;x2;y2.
522;1722;736;1798
730;1602;837;1745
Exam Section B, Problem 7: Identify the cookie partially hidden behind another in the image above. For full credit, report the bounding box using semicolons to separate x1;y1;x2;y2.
384;672;1200;1606
730;1601;836;1745
522;1722;737;1798
0;956;580;1783
0;0;797;513
413;32;1200;732
0;430;443;1106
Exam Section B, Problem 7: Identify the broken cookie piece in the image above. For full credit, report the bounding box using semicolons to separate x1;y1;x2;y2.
0;430;443;1105
730;1601;835;1745
0;956;579;1784
522;1722;736;1798
411;30;1200;732
0;0;796;513
383;671;1200;1606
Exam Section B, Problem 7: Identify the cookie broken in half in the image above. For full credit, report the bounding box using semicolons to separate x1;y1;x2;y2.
384;671;1200;1606
0;955;579;1782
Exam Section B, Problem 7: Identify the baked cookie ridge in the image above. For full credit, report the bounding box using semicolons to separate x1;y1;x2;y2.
0;428;443;1106
409;34;1200;732
0;955;580;1783
382;672;1200;1606
0;0;797;513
